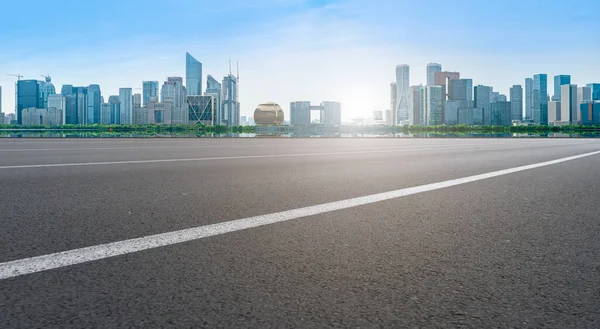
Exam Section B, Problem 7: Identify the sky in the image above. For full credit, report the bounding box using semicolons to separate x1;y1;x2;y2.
1;0;599;121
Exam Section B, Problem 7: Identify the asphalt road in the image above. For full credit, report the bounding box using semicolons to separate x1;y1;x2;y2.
1;138;599;328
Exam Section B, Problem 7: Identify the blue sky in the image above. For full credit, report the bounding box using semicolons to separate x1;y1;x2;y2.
1;0;599;120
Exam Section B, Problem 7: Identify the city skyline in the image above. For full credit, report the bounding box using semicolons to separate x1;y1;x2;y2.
1;0;599;121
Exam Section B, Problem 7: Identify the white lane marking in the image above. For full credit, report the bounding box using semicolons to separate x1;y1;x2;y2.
0;145;505;170
1;150;599;280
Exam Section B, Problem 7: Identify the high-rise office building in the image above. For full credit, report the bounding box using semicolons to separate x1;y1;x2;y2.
0;86;3;116
38;76;56;109
434;71;460;99
580;102;600;125
48;94;66;124
553;75;571;101
133;93;142;108
142;81;159;106
578;86;591;105
448;79;473;102
490;101;512;126
561;84;578;124
119;88;133;124
186;53;202;96
474;85;492;125
409;85;424;126
108;96;121;124
426;63;442;86
187;95;214;125
587;83;600;101
100;102;111;124
444;100;469;125
425;85;443;126
321;101;342;126
533;74;548;125
389;82;397;125
72;87;88;125
221;74;239;126
205;75;222;125
290;101;311;125
525;78;534;120
160;77;187;108
17;80;40;124
548;101;561;124
509;85;523;122
395;65;409;123
86;84;101;124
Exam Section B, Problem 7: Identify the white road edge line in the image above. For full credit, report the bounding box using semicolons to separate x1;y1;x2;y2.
0;144;567;170
1;150;599;280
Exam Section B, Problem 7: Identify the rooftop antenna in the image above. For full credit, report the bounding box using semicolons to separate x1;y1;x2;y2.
229;59;232;76
237;61;239;80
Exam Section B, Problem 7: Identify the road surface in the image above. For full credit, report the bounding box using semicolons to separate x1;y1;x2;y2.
1;138;599;328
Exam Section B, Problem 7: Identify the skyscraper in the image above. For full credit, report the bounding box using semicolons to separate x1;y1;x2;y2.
38;76;56;109
490;101;512;126
321;101;342;126
395;65;409;123
73;87;88;125
290;101;311;125
186;53;202;96
221;74;240;126
119;88;132;124
100;102;111;124
548;101;561;124
142;81;159;106
587;83;600;101
533;74;548;125
448;79;473;102
525;78;534;120
553;75;571;101
434;71;460;99
509;85;523;121
0;86;3;116
108;96;121;124
133;93;142;108
425;86;443;126
87;84;101;124
160;77;187;108
426;63;442;86
561;84;578;124
17;80;40;125
409;85;424;126
474;85;492;125
205;75;222;125
187;95;214;125
578;86;591;105
389;82;397;125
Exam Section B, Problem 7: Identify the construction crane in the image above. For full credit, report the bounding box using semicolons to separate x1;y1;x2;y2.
7;73;23;80
40;74;52;82
6;74;24;114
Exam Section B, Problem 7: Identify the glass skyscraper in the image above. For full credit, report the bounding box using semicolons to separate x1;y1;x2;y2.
87;84;101;124
553;75;571;101
221;74;239;126
142;81;159;106
509;85;523;121
186;53;202;96
205;75;222;125
17;80;40;125
474;85;492;125
395;64;410;123
119;88;132;124
426;63;441;86
533;74;548;125
587;83;600;101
